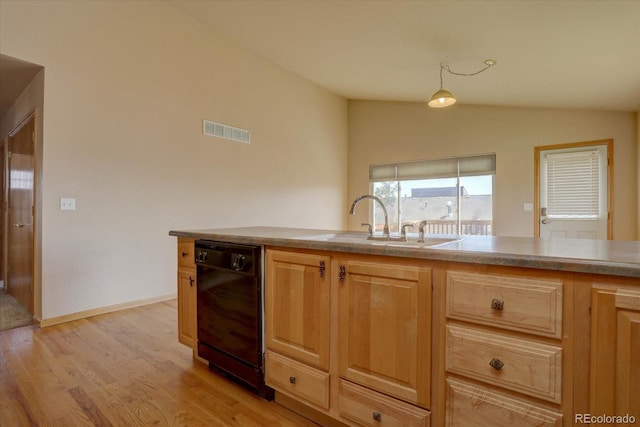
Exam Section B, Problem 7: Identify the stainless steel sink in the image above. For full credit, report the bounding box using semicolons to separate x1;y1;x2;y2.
386;237;464;248
297;232;387;245
296;232;462;248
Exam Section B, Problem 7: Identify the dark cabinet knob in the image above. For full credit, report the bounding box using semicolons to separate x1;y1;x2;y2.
491;298;504;311
289;376;296;384
189;276;194;287
489;357;504;371
372;412;382;421
181;251;188;257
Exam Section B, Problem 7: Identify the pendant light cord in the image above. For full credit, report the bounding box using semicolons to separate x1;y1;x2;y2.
441;60;496;79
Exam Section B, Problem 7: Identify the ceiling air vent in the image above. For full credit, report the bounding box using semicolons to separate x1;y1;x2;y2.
203;120;250;144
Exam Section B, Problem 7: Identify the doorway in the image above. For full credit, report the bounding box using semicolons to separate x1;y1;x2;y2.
534;139;612;239
4;111;36;319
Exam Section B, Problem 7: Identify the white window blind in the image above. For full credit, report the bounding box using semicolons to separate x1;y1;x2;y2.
546;150;600;218
370;153;496;181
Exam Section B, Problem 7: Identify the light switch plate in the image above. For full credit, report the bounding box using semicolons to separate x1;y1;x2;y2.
524;202;533;212
60;198;76;210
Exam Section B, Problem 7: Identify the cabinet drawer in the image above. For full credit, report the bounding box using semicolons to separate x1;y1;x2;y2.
445;325;562;403
177;238;195;267
339;380;430;427
265;351;329;409
446;271;563;338
446;378;562;426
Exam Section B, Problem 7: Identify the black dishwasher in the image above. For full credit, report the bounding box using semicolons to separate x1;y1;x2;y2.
195;240;273;399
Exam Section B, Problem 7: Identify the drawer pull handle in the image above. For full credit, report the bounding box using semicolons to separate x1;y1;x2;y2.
489;357;504;371
491;298;504;311
289;376;296;384
181;251;188;257
189;276;194;287
319;261;326;277
372;412;382;422
339;265;346;282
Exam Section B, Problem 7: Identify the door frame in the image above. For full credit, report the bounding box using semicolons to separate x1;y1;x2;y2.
5;110;37;313
534;139;613;239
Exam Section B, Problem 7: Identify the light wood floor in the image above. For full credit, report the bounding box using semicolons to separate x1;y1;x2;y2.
0;300;319;426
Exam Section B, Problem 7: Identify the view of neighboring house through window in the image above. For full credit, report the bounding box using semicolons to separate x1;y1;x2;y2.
369;153;495;235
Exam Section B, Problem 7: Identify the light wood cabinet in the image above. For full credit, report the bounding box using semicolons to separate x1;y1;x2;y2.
338;258;431;408
590;284;640;422
265;248;432;426
176;237;196;349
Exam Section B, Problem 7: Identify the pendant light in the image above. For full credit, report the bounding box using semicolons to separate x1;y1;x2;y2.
428;59;497;108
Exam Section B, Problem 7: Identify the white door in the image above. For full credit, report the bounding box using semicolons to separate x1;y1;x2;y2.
538;144;608;239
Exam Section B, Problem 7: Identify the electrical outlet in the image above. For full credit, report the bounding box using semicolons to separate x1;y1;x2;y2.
60;198;76;210
524;202;533;212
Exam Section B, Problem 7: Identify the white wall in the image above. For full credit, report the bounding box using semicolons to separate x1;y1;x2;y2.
0;1;348;320
348;101;637;240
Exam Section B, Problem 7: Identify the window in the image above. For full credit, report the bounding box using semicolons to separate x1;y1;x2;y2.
545;149;600;219
369;153;495;235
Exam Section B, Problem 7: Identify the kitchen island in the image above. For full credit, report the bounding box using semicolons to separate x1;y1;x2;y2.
169;226;640;427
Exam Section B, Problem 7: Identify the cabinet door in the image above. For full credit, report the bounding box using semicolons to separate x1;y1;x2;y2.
266;250;331;370
338;259;431;408
177;267;197;348
591;287;640;421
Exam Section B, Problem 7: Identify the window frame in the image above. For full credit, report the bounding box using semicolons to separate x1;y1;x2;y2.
369;153;496;235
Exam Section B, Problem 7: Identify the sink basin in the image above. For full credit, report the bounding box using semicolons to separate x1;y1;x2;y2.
297;232;387;245
296;232;462;248
386;237;464;248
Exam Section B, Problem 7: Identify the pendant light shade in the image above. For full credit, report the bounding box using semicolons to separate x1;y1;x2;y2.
428;60;496;108
428;88;456;108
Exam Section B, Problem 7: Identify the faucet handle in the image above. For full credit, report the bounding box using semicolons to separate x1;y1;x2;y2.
361;223;373;236
418;220;428;243
401;223;414;238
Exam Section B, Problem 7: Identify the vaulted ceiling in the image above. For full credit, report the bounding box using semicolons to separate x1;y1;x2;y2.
168;0;640;112
2;2;639;117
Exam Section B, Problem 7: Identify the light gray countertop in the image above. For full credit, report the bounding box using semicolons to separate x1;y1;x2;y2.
169;226;640;278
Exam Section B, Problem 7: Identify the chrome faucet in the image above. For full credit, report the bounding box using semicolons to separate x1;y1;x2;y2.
400;223;414;240
349;195;390;238
418;220;428;243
